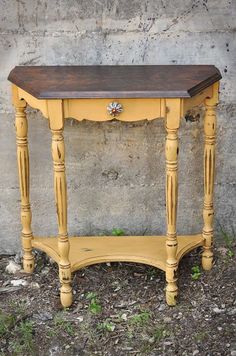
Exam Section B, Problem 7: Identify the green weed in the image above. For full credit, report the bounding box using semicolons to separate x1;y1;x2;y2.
191;265;201;280
86;292;102;314
152;326;170;342
112;228;125;236
130;311;150;326
10;320;34;354
53;312;76;336
219;223;235;258
97;320;115;332
0;312;15;336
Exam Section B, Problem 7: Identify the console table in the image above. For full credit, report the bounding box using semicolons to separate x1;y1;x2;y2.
8;65;221;307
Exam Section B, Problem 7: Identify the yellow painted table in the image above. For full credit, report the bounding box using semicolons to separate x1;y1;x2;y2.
8;65;221;307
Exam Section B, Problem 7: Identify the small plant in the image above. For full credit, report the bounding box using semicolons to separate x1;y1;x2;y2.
112;228;125;236
152;326;170;342
97;320;115;332
86;292;102;314
10;320;34;354
191;265;201;280
219;222;235;258
194;331;208;342
53;312;76;336
130;311;150;326
0;312;15;336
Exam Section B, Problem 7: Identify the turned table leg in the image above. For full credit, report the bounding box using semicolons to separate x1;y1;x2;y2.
15;103;35;273
48;100;72;308
202;83;219;270
51;128;72;307
165;99;180;306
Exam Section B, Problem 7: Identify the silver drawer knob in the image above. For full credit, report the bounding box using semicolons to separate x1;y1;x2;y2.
107;102;123;117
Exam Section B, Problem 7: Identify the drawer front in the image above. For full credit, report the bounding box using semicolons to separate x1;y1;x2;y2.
63;98;166;122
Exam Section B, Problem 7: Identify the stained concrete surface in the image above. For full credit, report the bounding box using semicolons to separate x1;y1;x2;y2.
0;0;235;253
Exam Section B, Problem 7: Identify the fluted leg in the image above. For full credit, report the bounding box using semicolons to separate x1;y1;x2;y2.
51;128;72;307
15;105;34;273
165;125;179;306
202;84;218;270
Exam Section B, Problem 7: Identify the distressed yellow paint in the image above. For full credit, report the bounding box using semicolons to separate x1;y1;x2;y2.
12;82;220;308
63;98;166;121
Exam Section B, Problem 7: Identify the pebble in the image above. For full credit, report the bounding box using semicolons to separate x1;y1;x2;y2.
77;316;84;322
158;304;166;311
30;282;40;289
6;261;21;274
41;267;50;275
163;317;172;323
14;252;22;264
213;307;224;314
176;312;183;319
121;313;127;321
193;350;199;355
164;341;172;346
36;312;53;321
231;351;236;356
228;308;236;316
191;300;197;307
11;279;28;287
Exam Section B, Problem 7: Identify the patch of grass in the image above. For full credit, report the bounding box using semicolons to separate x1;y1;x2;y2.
97;320;115;332
86;292;102;314
9;320;34;354
152;326;170;342
112;228;125;236
0;312;15;337
194;331;208;342
9;300;28;316
219;223;235;258
130;311;151;326
191;265;201;280
53;312;76;336
146;267;159;280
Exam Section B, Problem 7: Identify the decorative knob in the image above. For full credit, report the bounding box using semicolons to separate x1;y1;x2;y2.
107;102;123;117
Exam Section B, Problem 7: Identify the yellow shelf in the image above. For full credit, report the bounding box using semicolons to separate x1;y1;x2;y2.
32;234;204;273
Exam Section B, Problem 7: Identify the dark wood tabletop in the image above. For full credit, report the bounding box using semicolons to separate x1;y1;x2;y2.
8;65;221;99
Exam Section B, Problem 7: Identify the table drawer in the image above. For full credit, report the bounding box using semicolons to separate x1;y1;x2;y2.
63;98;166;122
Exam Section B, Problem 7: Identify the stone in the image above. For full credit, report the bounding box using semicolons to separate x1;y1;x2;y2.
121;313;127;321
14;252;22;264
213;307;224;314
41;267;50;275
36;312;53;321
10;279;28;287
228;308;236;316
30;282;40;289
5;261;21;274
158;304;166;311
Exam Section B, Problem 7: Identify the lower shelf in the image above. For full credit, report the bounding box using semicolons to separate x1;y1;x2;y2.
32;234;204;272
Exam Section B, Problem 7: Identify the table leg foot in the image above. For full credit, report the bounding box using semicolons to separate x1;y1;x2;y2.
60;285;73;308
165;264;178;306
166;286;178;306
202;249;213;271
23;255;35;273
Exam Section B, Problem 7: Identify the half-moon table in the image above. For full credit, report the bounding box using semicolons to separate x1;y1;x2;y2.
8;65;221;307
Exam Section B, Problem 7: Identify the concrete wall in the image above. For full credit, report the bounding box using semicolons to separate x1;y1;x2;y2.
0;0;235;254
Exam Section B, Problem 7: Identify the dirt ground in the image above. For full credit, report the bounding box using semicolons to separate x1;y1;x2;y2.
0;238;235;356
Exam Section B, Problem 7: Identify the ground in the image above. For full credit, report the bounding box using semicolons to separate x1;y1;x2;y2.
0;237;235;356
